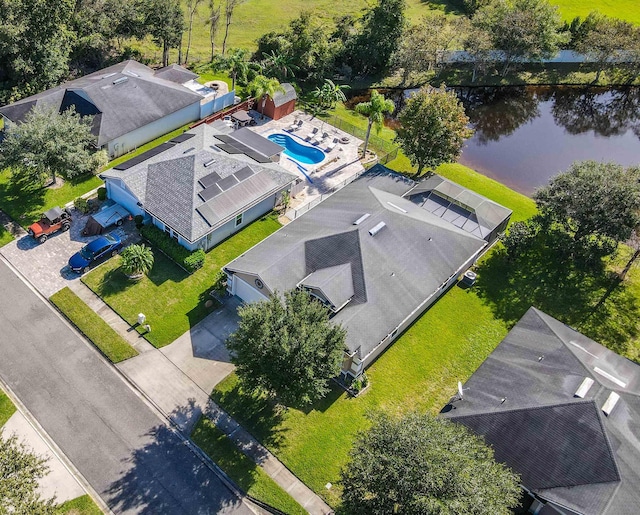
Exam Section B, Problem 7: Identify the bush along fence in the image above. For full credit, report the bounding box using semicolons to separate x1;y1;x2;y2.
139;225;205;273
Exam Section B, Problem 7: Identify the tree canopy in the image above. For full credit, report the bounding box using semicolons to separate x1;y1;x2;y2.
396;85;473;175
341;412;521;515
226;289;346;407
0;106;106;186
354;90;395;156
534;161;640;247
0;430;56;515
473;0;567;75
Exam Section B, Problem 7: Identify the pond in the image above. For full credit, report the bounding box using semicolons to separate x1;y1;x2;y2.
453;86;640;196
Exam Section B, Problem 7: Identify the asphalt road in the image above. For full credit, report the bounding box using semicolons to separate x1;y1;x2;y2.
0;260;253;515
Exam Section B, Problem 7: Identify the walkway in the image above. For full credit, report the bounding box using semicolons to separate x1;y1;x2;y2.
70;280;333;514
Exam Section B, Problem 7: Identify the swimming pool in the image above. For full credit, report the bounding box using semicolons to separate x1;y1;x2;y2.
268;133;325;165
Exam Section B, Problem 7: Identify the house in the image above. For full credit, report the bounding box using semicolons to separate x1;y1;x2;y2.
442;307;640;515
223;165;512;377
0;60;235;158
260;83;297;120
100;123;298;251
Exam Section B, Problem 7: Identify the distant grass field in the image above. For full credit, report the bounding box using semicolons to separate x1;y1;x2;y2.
141;0;639;66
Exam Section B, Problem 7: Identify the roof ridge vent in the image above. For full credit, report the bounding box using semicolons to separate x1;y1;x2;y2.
113;76;128;85
353;213;371;225
125;70;140;77
182;147;195;154
387;201;407;213
102;72;117;79
574;377;595;398
203;159;217;167
602;391;620;416
369;221;386;237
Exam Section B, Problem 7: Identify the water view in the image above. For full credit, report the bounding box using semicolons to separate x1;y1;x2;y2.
455;86;640;196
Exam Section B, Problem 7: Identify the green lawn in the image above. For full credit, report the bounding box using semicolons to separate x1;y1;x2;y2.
82;214;281;348
0;169;103;230
50;288;139;363
0;388;16;427
0;225;14;247
55;495;103;515
191;417;307;515
213;285;511;507
554;0;640;25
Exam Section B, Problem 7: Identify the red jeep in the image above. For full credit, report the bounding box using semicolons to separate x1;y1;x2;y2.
28;207;72;243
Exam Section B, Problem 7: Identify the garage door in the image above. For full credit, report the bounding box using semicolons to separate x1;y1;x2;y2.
234;276;268;304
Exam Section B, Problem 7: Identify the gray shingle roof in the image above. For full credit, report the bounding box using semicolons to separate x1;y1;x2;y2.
153;64;199;84
0;60;203;147
225;166;489;359
102;124;297;242
300;263;355;311
443;307;640;515
271;83;297;107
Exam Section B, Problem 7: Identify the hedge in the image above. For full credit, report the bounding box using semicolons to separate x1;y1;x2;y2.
140;224;205;273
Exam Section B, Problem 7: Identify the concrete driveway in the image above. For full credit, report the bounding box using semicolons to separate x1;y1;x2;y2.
117;298;241;434
0;208;137;298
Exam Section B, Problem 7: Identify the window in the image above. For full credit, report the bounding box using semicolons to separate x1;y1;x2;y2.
235;213;243;227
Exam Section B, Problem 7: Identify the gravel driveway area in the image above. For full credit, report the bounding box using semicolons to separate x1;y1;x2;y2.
0;208;138;298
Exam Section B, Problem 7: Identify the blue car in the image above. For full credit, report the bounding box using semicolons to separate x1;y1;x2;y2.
69;234;123;273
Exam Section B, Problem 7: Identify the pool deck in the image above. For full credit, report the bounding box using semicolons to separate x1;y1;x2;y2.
248;110;365;214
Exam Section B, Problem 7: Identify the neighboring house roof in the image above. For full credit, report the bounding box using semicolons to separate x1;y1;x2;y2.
0;60;203;147
270;83;297;107
442;307;640;515
153;64;199;84
102;124;296;243
405;175;512;240
225;166;490;360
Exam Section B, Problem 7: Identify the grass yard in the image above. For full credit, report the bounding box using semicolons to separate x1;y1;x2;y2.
191;417;307;515
0;226;14;247
554;0;640;25
0;388;16;427
55;495;103;515
82;214;281;348
50;288;138;363
0;169;103;230
213;285;511;506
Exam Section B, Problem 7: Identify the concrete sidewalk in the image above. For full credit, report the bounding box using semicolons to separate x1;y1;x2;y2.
67;282;333;514
3;410;86;504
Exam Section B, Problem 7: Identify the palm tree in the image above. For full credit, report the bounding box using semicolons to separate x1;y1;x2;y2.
354;90;395;157
261;50;298;82
247;75;285;119
223;48;250;91
313;79;350;109
120;244;154;279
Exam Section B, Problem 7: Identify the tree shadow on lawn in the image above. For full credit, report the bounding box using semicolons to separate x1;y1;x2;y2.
211;383;287;450
145;250;190;287
475;244;640;358
86;267;138;298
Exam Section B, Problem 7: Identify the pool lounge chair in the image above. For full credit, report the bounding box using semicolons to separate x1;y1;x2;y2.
304;127;319;141
312;132;329;146
285;119;301;132
325;137;339;152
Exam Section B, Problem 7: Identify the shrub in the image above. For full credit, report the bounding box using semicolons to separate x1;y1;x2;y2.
97;187;107;200
212;270;227;294
134;214;144;229
184;249;206;272
74;196;90;214
120;244;154;277
139;224;205;273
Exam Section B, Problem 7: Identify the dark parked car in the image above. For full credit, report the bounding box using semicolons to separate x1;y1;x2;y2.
69;234;122;273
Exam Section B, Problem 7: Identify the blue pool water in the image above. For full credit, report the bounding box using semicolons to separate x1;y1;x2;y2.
268;133;325;165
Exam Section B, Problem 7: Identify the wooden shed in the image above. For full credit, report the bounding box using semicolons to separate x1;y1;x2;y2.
261;83;297;120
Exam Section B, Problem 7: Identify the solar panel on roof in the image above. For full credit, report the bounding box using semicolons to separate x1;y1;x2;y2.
234;166;254;181
216;143;243;154
215;134;234;144
198;184;222;201
170;133;195;144
217;175;239;191
199;171;222;189
243;149;272;163
113;142;174;170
